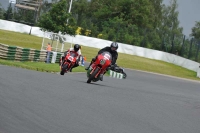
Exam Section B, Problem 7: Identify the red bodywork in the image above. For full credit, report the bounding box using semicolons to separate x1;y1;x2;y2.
90;52;112;78
60;51;78;72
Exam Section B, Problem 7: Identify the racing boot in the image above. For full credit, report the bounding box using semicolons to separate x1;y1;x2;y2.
99;74;103;81
68;67;72;72
85;62;92;70
85;64;92;70
85;67;89;70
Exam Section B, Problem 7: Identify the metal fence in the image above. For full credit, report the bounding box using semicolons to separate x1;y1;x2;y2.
160;35;200;63
123;28;200;63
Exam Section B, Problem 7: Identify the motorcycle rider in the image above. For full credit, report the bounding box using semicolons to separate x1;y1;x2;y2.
85;42;119;81
60;44;81;72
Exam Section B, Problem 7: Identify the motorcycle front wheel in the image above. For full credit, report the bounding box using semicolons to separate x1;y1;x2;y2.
60;64;68;75
87;68;100;83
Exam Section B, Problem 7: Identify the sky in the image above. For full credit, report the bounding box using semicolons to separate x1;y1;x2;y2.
0;0;200;36
163;0;200;36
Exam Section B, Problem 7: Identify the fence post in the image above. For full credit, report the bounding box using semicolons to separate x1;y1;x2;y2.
188;38;193;59
141;28;147;47
180;35;185;56
170;34;175;53
195;41;200;61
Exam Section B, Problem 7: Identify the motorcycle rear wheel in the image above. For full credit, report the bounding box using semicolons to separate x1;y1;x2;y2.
87;68;100;83
60;64;68;75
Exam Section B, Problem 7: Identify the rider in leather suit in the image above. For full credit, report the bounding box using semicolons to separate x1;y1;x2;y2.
60;44;81;72
85;42;119;81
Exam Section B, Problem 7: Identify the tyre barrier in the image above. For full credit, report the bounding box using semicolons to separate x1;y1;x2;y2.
0;43;62;63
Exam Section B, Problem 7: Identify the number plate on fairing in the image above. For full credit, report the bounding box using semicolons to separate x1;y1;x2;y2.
68;56;74;61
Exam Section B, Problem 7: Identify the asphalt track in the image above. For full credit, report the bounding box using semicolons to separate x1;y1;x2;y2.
0;65;200;133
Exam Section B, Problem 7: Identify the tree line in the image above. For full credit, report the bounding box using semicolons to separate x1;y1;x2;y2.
0;0;200;62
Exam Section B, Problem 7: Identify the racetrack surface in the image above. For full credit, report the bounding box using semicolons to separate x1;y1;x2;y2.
0;65;200;133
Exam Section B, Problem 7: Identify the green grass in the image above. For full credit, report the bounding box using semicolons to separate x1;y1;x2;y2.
0;30;43;49
0;29;199;81
0;59;86;73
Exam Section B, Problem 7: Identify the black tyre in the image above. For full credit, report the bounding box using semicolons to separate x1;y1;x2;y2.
87;68;100;83
60;64;68;75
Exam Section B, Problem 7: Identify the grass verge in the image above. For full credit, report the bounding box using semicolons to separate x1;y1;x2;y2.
0;59;86;73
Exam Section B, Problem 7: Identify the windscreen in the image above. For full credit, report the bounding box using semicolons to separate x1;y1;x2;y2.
101;52;112;61
69;52;77;57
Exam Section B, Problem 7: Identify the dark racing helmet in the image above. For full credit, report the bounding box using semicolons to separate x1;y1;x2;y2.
110;42;118;52
74;44;80;52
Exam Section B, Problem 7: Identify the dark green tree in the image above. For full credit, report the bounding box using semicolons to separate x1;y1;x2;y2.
149;0;163;28
88;0;154;29
37;0;77;36
39;0;60;15
191;21;200;62
40;0;184;52
4;3;13;20
12;8;35;25
160;0;183;53
191;21;200;40
71;0;89;25
0;3;4;19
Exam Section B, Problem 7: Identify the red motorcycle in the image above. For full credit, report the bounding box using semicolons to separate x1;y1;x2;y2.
86;51;112;83
60;51;78;75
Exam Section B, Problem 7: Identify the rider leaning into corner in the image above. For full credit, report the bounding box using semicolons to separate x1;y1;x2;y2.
85;42;119;81
59;44;81;72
